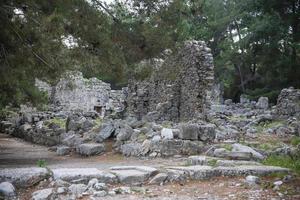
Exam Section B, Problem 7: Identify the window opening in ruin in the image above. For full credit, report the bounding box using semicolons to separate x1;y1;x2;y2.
94;106;102;113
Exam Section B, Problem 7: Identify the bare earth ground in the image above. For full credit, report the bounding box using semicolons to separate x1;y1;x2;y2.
0;133;185;169
1;133;300;200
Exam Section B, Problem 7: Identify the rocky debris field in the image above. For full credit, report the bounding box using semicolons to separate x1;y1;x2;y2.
0;159;298;200
1;77;300;199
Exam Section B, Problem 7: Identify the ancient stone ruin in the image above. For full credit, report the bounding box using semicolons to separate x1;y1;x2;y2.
276;87;300;118
127;41;215;122
1;40;300;200
35;71;126;117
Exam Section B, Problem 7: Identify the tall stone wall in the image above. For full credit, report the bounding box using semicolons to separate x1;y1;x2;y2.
276;87;300;119
127;40;215;122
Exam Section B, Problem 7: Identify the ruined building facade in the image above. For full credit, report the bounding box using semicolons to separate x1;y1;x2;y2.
126;41;215;122
35;71;126;116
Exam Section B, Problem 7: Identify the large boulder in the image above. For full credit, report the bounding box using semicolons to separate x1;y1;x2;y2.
52;168;116;183
161;128;174;139
232;143;265;160
0;168;50;188
179;123;215;142
76;143;106;156
116;125;133;141
31;188;53;200
179;124;199;140
96;122;115;142
120;143;142;157
198;124;216;142
0;182;16;198
256;97;269;109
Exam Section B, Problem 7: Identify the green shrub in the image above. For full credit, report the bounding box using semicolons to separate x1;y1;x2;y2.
46;118;66;128
290;136;300;146
263;155;300;175
36;159;47;168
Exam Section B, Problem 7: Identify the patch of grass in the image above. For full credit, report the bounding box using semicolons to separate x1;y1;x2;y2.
257;143;277;151
207;159;218;167
220;144;233;151
36;159;47;168
46;118;66;128
255;120;285;134
267;172;289;179
263;155;300;175
137;133;147;141
94;118;102;127
162;121;172;128
290;136;300;146
229;115;247;122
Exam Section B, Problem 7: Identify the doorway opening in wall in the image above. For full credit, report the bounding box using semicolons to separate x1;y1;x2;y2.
94;106;102;114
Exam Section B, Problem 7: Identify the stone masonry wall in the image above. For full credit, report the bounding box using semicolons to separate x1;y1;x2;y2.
127;40;215;122
276;87;300;119
35;71;126;116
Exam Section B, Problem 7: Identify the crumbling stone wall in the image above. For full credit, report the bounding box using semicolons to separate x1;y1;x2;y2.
35;71;126;116
127;41;215;122
276;87;300;118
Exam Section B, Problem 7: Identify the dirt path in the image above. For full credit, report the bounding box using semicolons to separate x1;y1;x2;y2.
0;133;185;169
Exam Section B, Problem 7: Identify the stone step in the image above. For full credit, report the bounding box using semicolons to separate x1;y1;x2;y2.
164;165;290;181
52;168;117;184
109;166;159;185
0;167;50;188
0;165;290;188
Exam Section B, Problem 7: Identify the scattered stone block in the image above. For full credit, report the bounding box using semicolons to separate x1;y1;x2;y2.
0;168;50;188
31;188;53;200
0;182;16;198
76;143;105;156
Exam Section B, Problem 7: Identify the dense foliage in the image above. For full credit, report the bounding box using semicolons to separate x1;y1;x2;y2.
1;0;299;108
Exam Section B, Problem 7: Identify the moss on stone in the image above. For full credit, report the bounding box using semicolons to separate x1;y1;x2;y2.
46;118;66;128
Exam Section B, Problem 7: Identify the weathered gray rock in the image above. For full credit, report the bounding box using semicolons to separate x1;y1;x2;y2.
62;132;84;147
198;124;216;142
216;160;263;167
93;190;107;197
110;166;158;175
179;123;199;140
213;148;228;157
32;188;53;200
68;184;87;196
110;166;158;185
116;125;133;141
167;166;219;180
57;187;66;194
149;173;168;185
245;175;260;185
0;168;50;188
120;143;142;157
110;170;149;185
221;151;253;160
232;143;265;160
93;183;107;191
161;128;174;139
0;182;16;198
52;168;116;183
96;122;115;142
216;165;290;176
256;97;269;109
76;143;105;156
187;156;217;166
56;146;71;156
